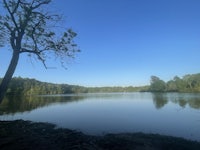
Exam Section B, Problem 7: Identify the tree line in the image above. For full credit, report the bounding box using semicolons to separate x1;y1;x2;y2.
2;77;147;95
2;72;200;96
149;73;200;92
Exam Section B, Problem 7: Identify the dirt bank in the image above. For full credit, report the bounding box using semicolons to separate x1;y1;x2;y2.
0;120;200;150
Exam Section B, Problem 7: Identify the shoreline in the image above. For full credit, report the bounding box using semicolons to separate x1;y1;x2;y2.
0;120;200;150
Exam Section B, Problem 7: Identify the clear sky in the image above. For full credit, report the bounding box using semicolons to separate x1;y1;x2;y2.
1;0;200;87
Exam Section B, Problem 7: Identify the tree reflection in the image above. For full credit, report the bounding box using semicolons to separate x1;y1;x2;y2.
1;93;200;116
178;99;187;108
0;95;85;115
188;98;200;109
152;93;200;110
152;93;168;109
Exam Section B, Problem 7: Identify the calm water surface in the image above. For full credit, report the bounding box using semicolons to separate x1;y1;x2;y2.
0;92;200;141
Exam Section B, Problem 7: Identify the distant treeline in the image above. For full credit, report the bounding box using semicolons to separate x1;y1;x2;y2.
1;72;200;95
0;77;148;95
149;73;200;92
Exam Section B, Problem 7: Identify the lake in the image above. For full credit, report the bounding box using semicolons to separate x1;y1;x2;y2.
0;92;200;141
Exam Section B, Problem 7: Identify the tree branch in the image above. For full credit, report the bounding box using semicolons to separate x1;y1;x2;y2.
12;0;20;14
31;0;51;10
30;21;41;51
4;22;12;32
20;48;47;69
20;48;37;54
3;0;20;32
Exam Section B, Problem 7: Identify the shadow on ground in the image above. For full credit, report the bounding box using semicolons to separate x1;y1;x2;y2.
0;120;200;150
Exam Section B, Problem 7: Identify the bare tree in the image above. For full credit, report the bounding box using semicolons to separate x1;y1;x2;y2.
0;0;80;103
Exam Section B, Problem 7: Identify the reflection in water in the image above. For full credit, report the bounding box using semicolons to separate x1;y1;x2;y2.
0;92;200;141
1;93;200;115
167;93;200;109
152;93;200;109
152;93;168;109
178;99;187;108
188;98;200;109
0;94;85;115
0;93;139;115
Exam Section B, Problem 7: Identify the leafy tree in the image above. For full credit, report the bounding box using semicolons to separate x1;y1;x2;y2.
166;80;178;92
0;0;80;102
182;74;200;92
172;76;187;92
149;76;166;92
149;74;200;93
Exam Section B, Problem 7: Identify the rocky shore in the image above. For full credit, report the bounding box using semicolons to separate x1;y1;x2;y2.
0;120;200;150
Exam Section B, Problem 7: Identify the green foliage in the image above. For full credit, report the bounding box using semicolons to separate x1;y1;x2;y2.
149;76;166;92
86;86;146;93
3;77;148;95
5;77;78;95
5;72;200;95
149;73;200;93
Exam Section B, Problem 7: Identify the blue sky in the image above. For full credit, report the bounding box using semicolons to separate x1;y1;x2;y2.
1;0;200;86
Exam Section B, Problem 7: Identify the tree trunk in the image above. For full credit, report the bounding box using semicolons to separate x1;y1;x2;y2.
0;51;20;103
